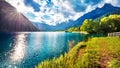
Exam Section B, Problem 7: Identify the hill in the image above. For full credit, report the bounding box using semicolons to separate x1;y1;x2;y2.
0;1;38;32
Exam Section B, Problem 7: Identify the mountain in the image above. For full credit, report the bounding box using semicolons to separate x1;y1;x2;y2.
0;1;38;32
72;3;120;27
34;20;75;31
34;3;120;31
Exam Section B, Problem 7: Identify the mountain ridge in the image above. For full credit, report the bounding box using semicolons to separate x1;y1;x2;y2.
0;1;39;32
34;3;120;31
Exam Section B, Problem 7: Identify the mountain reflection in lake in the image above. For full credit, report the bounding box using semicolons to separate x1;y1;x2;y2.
0;32;86;68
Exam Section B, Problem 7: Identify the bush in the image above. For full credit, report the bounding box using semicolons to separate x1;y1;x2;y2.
108;59;120;68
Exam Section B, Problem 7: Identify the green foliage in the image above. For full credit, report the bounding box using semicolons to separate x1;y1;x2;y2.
100;14;120;33
108;15;120;31
80;14;120;34
77;50;100;68
108;59;120;68
67;14;120;33
36;42;86;68
67;27;80;32
36;37;120;68
80;19;98;33
100;17;116;33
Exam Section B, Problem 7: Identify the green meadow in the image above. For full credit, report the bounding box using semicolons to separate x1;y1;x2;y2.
36;14;120;68
36;37;120;68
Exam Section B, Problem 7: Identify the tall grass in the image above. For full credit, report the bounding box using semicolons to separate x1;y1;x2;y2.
36;37;120;68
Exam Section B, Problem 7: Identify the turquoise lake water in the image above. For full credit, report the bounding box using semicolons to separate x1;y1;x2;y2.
0;32;87;68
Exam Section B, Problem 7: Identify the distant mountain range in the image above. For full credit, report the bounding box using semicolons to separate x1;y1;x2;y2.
0;1;38;32
1;0;120;31
34;3;120;31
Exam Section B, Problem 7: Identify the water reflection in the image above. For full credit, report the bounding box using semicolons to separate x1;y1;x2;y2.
68;40;75;49
10;33;27;63
27;32;66;56
0;32;87;68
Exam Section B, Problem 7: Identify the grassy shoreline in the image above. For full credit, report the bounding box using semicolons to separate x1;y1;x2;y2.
36;37;120;68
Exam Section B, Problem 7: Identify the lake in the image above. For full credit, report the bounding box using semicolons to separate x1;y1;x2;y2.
0;32;87;68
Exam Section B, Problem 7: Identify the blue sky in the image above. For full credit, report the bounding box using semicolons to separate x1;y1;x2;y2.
6;0;120;25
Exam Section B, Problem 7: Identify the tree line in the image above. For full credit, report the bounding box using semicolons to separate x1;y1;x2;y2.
67;14;120;34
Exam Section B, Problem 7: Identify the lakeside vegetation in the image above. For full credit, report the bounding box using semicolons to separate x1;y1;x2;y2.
36;37;120;68
67;14;120;34
36;14;120;68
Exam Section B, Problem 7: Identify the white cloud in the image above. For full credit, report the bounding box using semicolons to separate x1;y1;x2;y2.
5;0;120;26
6;0;34;13
103;0;120;7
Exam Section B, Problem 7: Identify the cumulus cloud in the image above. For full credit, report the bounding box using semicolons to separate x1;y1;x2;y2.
103;0;120;7
24;0;40;12
5;0;120;25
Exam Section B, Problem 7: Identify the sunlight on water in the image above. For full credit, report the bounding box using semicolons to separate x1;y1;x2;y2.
46;32;65;49
0;32;86;67
10;33;27;63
